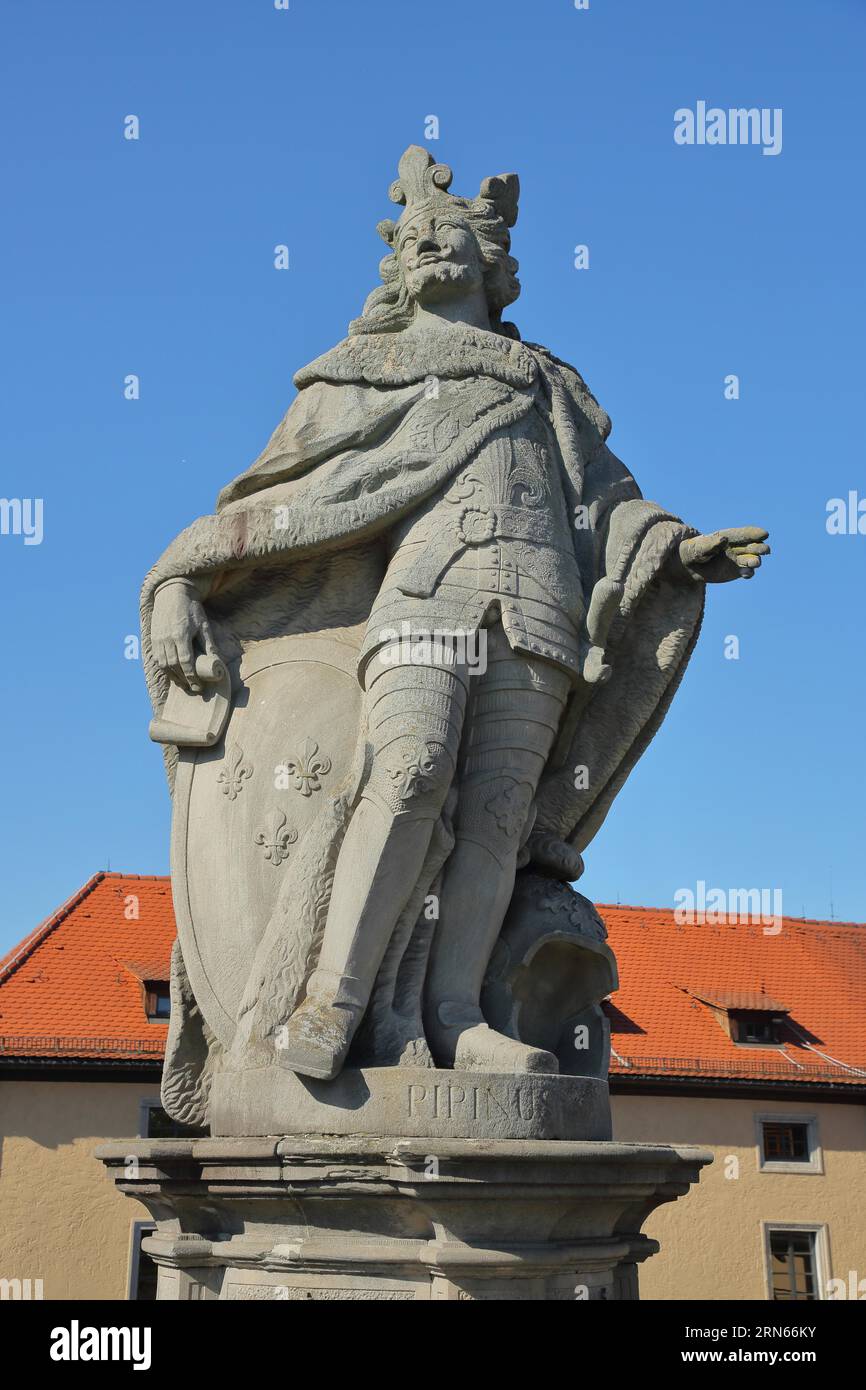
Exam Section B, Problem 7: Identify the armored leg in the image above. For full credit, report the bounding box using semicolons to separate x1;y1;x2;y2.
425;628;571;1073
278;647;468;1079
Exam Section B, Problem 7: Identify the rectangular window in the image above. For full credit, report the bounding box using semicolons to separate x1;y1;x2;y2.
763;1121;809;1163
142;1101;206;1139
769;1230;817;1301
730;1011;778;1044
755;1114;822;1174
129;1223;158;1301
144;981;170;1021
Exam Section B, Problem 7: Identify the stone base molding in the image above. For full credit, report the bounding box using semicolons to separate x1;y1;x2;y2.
97;1135;711;1301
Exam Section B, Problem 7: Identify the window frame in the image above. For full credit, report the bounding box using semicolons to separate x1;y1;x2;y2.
138;1097;161;1138
754;1113;823;1175
139;1096;207;1140
761;1221;831;1302
143;979;171;1022
729;1010;783;1046
127;1220;158;1301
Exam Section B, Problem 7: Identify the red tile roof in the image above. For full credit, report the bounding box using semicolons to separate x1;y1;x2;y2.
1;874;864;1086
605;905;866;1087
0;873;172;1062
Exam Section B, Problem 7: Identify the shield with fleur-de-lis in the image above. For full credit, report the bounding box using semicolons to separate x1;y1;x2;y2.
169;633;362;1050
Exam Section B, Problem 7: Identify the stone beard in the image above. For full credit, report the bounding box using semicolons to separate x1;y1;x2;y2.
141;145;768;1131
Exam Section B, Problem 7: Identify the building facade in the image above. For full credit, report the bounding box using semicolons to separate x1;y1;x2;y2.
1;874;864;1300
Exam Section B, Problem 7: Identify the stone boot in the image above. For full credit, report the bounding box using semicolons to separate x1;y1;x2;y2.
276;996;361;1081
428;1001;559;1075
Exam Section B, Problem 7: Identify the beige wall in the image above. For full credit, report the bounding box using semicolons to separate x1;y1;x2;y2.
0;1079;158;1301
2;1079;864;1301
613;1091;866;1301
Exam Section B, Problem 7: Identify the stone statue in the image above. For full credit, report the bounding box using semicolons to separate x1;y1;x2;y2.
142;146;768;1134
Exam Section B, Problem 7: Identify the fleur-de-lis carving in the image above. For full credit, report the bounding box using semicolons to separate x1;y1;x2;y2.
218;743;253;801
280;738;332;797
254;811;298;866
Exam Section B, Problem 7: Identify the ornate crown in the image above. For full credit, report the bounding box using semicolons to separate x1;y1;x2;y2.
376;145;519;247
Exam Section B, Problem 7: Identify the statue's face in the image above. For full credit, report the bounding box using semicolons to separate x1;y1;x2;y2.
395;206;485;307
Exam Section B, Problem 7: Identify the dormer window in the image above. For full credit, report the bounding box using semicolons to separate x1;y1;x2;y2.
686;988;790;1047
730;1011;781;1046
144;981;170;1021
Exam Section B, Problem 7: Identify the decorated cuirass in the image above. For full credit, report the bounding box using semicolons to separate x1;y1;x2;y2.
360;402;586;679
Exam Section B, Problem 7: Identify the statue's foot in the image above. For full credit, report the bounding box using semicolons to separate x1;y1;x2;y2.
453;1024;559;1075
429;1004;559;1075
274;998;357;1081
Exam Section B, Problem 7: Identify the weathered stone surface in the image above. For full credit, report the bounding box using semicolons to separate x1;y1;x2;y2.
96;1136;711;1301
92;140;770;1301
138;144;768;1130
209;1065;611;1141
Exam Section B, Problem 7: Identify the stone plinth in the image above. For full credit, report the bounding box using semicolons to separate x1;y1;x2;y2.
210;1065;612;1141
97;1136;711;1301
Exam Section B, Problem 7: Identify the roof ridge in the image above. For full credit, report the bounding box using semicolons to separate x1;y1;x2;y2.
99;872;171;883
597;903;866;930
0;872;107;984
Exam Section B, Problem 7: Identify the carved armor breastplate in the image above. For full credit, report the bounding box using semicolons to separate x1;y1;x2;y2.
362;404;586;680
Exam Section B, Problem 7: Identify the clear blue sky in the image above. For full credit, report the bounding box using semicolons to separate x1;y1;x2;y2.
1;0;864;953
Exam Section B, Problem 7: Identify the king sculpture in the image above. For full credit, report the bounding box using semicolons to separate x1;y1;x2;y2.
142;145;768;1133
100;146;767;1299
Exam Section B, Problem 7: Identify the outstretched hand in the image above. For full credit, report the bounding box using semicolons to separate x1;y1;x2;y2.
679;526;770;584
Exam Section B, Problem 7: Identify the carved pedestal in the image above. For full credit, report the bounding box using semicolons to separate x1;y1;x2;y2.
97;1135;710;1301
210;1065;612;1141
